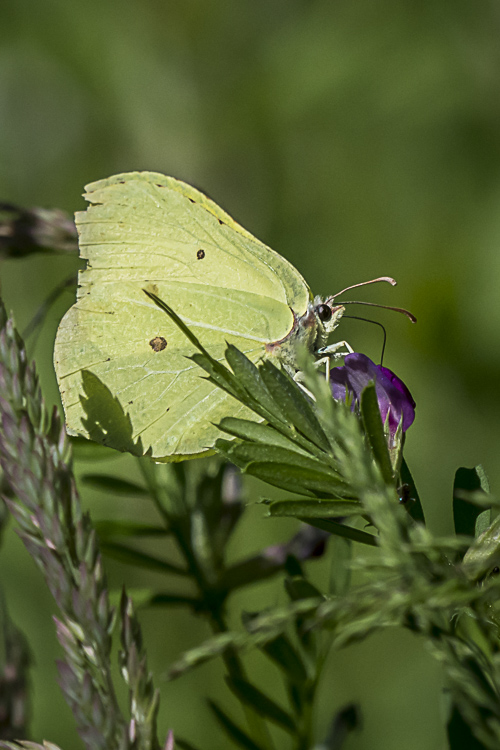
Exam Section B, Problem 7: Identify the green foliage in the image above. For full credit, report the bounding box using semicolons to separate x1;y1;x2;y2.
5;3;500;747
141;308;500;749
453;466;491;542
0;300;164;750
147;294;390;548
3;268;500;748
0;742;64;750
0;595;30;741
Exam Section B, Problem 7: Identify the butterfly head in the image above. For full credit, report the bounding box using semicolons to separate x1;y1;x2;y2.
308;296;346;353
313;297;345;333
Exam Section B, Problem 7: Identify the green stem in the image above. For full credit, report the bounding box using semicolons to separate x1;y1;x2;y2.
210;608;275;750
139;459;275;750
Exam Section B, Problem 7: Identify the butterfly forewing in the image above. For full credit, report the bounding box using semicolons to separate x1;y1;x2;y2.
54;172;311;459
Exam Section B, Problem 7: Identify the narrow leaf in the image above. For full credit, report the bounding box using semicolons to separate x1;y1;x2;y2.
446;703;488;750
81;474;149;496
262;635;308;684
94;520;170;539
317;702;360;750
147;592;201;609
218;417;310;455
453;466;491;540
208;700;264;750
267;499;363;519
221;556;292;592
399;458;425;524
329;535;352;597
226;677;296;733
260;361;331;452
300;518;378;547
285;577;323;602
244;462;350;498
218;442;340;477
360;384;393;485
462;513;500;580
101;541;188;576
224;345;287;424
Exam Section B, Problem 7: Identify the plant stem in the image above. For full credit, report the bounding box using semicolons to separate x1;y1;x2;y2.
138;459;275;750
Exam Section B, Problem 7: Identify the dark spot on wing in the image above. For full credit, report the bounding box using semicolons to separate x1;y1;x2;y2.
149;336;167;352
105;358;111;362
197;248;205;260
188;198;195;203
218;219;224;225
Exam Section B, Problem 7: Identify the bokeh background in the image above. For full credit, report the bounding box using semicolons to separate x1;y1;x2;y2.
2;1;500;748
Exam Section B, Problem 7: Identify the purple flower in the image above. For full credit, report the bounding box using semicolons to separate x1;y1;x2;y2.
330;353;415;444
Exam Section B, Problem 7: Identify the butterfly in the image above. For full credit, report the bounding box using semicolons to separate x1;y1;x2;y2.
54;171;398;461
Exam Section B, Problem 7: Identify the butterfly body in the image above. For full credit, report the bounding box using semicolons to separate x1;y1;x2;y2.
54;171;345;460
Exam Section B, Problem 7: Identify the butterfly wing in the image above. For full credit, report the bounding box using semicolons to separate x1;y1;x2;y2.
54;172;311;460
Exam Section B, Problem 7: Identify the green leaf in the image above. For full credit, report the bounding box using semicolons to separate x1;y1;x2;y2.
217;441;340;479
81;474;149;496
399;458;425;525
300;518;378;547
146;592;201;609
447;703;489;750
329;535;352;597
220;555;294;593
100;541;188;576
262;634;308;684
244;462;350;498
453;466;491;540
284;577;321;654
259;360;331;452
317;703;360;750
111;587;200;613
0;743;64;750
94;520;170;539
285;577;323;602
266;498;363;519
360;384;393;484
190;351;244;401
462;513;500;580
218;416;311;455
224;345;288;424
225;677;296;733
208;700;265;750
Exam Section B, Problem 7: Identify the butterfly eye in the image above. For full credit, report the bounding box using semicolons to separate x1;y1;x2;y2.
315;303;332;322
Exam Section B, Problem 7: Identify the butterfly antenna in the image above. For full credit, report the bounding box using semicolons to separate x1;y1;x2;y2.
327;276;397;301
343;314;388;364
340;300;417;323
325;276;416;323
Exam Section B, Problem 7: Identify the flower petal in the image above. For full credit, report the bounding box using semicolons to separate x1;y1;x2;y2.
330;353;415;435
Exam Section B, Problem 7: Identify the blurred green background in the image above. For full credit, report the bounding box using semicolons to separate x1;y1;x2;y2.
1;1;500;748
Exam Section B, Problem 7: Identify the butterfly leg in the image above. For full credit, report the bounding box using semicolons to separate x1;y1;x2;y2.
292;340;352;397
315;340;354;380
